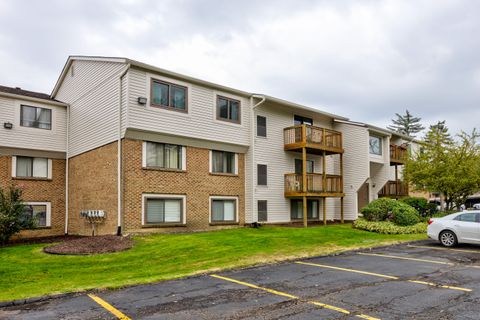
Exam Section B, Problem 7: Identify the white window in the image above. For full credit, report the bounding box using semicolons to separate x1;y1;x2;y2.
20;105;52;130
23;202;51;227
142;142;186;170
142;194;186;225
369;135;383;155
209;150;238;174
12;156;52;179
210;196;238;223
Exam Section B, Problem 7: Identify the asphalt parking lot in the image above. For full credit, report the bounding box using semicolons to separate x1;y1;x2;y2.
2;240;480;320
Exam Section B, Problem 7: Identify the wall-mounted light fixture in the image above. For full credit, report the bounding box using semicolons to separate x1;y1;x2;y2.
3;122;13;129
137;97;147;105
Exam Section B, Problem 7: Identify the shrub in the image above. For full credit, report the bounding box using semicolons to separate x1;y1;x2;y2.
400;197;437;217
353;218;426;234
360;198;396;221
0;186;34;244
391;202;420;226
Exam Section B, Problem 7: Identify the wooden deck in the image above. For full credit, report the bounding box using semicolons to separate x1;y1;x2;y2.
284;125;344;155
390;144;407;165
284;173;344;197
378;180;409;198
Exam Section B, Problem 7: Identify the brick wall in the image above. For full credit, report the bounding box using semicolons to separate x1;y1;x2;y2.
68;142;118;235
0;155;65;239
122;139;245;233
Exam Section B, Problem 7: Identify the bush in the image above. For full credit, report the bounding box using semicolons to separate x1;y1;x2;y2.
391;202;420;226
353;218;426;234
0;186;34;244
400;197;437;217
360;198;396;221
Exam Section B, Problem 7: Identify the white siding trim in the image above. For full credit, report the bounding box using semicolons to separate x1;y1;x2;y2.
11;156;16;177
208;196;239;223
182;146;187;170
234;153;239;175
141;193;187;226
142;141;147;167
47;159;53;179
209;150;213;173
24;201;51;227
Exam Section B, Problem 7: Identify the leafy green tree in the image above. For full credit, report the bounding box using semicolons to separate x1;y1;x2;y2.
0;186;34;244
404;123;480;210
387;110;425;137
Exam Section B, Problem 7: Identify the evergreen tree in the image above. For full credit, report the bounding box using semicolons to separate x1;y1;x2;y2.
387;110;425;137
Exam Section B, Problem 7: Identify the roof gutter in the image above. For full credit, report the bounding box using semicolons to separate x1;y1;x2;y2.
0;92;67;107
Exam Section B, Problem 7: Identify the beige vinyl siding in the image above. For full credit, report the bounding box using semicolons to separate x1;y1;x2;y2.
252;102;335;223
0;96;66;152
335;122;369;219
369;135;391;200
54;60;127;156
126;68;250;147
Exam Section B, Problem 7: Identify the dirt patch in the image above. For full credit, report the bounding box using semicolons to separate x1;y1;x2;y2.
43;235;134;255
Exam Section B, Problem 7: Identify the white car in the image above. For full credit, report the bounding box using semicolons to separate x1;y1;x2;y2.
427;211;480;247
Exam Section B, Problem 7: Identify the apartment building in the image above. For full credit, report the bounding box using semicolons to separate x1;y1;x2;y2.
0;85;68;239
0;55;418;238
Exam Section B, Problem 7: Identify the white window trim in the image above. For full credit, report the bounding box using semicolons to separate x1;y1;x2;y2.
256;162;268;187
212;90;243;128
142;141;186;170
24;201;51;227
11;156;52;179
209;196;239;223
141;193;187;226
209;150;239;174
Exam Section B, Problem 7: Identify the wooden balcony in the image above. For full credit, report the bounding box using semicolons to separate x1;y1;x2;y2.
390;144;407;165
284;125;343;155
284;173;344;197
378;180;409;198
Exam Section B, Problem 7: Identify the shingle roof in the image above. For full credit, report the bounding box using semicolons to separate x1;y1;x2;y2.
0;85;55;101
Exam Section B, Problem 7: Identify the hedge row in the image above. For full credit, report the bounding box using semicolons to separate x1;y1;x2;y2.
353;218;427;234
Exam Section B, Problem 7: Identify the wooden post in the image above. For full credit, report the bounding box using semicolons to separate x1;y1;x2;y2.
341;197;344;223
323;197;327;225
322;151;326;192
302;139;308;227
394;164;398;199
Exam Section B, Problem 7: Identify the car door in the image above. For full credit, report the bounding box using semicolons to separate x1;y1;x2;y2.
452;213;480;243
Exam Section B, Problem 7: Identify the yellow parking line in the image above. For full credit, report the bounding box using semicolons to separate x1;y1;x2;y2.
210;274;380;320
295;261;471;292
408;245;480;254
358;252;454;266
87;294;131;320
295;261;398;279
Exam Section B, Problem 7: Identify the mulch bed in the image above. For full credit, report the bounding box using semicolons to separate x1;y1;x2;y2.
43;235;134;255
2;235;85;247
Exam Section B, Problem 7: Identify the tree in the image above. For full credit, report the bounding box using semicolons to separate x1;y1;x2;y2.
387;110;425;137
404;123;480;210
0;186;34;244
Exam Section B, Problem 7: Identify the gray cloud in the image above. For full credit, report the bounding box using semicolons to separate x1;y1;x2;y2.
0;0;478;135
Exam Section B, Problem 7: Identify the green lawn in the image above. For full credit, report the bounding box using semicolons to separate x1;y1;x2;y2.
0;224;426;302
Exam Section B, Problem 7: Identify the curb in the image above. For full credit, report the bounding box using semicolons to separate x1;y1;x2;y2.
0;291;83;308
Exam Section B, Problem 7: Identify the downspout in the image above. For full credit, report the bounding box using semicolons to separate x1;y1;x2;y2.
64;103;70;234
250;94;266;223
117;64;130;236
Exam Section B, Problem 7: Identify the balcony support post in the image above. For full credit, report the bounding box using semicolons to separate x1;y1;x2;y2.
302;145;307;227
340;197;344;224
394;164;398;199
340;153;344;223
323;197;327;225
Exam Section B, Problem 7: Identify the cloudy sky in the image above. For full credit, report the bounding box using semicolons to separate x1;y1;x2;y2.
1;0;479;135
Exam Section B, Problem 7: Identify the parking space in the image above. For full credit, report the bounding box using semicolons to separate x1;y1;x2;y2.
2;240;480;319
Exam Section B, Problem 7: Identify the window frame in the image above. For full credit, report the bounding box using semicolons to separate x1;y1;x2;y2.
23;202;51;228
290;199;320;220
12;156;52;179
295;159;314;174
216;95;241;124
20;104;52;130
294;115;313;126
256;115;267;137
141;194;186;226
150;78;188;113
369;135;383;156
209;196;239;224
257;164;268;186
209;150;238;175
142;141;186;171
257;200;268;222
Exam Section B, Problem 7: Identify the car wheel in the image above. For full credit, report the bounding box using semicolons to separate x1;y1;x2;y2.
439;230;457;247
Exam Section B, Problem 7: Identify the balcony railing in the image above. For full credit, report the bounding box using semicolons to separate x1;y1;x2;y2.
390;144;407;164
284;125;343;154
284;173;343;196
378;180;408;198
